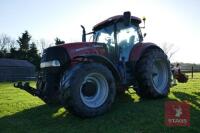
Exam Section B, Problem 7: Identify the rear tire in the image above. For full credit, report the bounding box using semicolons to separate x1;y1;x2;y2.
59;63;116;117
135;48;171;98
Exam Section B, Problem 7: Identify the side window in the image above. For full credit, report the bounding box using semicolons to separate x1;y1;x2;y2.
95;25;115;47
96;32;115;47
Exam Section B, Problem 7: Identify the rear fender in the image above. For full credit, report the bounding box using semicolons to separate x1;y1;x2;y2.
73;54;121;83
129;42;164;63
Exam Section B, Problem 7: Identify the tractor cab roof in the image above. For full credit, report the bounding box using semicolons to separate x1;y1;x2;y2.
93;15;141;31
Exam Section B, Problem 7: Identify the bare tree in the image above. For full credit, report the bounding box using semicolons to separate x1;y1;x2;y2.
160;42;179;59
39;39;53;50
39;39;47;50
0;34;16;52
35;39;53;55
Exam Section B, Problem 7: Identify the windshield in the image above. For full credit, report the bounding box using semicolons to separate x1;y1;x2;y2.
94;22;140;61
94;23;140;45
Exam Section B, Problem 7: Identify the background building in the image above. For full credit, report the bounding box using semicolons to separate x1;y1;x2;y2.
0;58;35;82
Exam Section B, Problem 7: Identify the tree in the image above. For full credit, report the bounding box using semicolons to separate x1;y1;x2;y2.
40;39;47;50
0;31;41;70
8;47;18;58
55;37;65;45
0;34;9;51
16;31;32;60
29;43;38;56
17;30;31;52
0;49;7;58
39;38;52;50
16;31;41;69
28;42;41;69
0;34;16;57
160;42;179;59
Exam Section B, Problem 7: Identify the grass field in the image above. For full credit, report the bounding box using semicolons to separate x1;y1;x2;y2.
0;73;200;133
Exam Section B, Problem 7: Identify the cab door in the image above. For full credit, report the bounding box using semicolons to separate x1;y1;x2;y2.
117;24;140;62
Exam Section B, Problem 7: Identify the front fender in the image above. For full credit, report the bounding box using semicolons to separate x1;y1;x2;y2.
74;54;121;83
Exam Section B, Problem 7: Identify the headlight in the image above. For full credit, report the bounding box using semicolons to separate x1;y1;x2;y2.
40;60;60;68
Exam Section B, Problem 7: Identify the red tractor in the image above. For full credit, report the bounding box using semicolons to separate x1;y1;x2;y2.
14;11;171;117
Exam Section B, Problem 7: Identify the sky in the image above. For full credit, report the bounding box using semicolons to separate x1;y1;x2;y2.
1;0;200;63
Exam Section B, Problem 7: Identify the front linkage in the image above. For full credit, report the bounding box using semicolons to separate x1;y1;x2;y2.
14;82;39;97
14;74;61;105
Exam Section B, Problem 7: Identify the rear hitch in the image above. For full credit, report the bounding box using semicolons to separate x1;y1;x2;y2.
14;82;40;96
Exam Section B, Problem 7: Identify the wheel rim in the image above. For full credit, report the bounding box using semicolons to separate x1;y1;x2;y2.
80;73;109;108
152;59;168;94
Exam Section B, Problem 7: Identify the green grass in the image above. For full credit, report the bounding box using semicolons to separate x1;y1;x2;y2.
0;73;200;133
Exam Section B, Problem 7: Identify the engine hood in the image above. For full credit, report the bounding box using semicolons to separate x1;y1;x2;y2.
59;42;107;59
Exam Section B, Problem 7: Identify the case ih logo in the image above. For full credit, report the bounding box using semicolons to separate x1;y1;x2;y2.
165;101;190;126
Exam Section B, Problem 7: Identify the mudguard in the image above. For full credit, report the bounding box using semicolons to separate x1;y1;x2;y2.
129;42;164;63
74;54;121;82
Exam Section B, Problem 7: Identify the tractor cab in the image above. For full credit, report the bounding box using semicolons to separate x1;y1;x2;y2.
82;12;144;62
93;20;142;62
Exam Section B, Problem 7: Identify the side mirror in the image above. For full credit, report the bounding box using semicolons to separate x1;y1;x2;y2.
141;17;146;28
142;17;146;23
143;33;147;38
123;11;131;26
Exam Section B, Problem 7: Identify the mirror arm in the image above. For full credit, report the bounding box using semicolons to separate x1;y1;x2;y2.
86;32;94;35
140;17;146;29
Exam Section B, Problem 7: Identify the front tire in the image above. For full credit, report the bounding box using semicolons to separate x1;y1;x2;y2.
135;48;171;98
60;63;116;117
